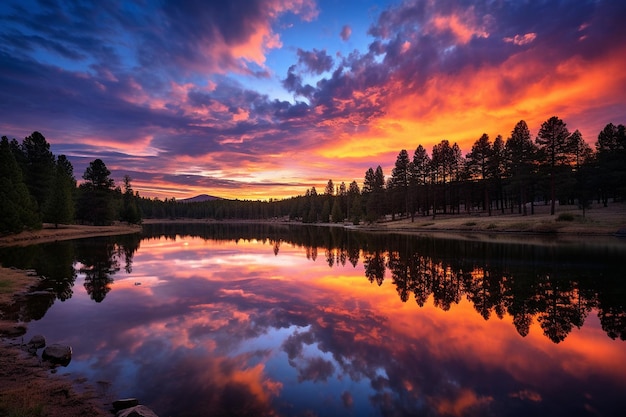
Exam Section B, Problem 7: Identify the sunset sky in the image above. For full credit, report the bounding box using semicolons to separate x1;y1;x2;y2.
1;0;625;200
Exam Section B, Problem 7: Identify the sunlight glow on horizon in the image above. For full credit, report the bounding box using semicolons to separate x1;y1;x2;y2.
1;0;625;201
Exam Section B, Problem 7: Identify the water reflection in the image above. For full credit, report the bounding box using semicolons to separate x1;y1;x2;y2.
0;224;625;416
0;234;141;315
77;236;140;302
139;223;626;344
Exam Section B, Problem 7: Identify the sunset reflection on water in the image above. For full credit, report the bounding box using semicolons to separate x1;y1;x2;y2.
6;225;625;416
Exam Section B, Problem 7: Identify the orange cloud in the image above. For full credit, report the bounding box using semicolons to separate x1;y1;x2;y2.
427;9;490;44
319;43;626;163
431;389;494;416
504;33;537;46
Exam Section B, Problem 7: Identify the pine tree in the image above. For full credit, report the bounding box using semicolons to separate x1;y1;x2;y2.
331;198;343;223
321;200;331;223
76;159;116;225
347;180;361;224
536;116;571;215
0;137;40;233
364;166;385;222
44;155;76;228
22;131;55;216
412;145;431;216
596;123;626;204
390;149;411;218
466;133;492;213
506;120;537;215
120;175;142;224
324;179;334;196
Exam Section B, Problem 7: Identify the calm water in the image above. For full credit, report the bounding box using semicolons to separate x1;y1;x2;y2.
1;223;625;417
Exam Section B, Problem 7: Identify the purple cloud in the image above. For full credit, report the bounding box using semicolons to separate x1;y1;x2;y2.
296;48;334;75
340;24;352;41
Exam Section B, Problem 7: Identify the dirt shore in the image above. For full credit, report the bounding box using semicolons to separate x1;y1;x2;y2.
360;202;625;233
143;202;626;235
0;223;142;247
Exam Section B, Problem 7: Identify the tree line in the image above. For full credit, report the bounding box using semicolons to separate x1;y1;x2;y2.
139;222;626;343
1;132;141;234
138;116;625;223
3;117;624;231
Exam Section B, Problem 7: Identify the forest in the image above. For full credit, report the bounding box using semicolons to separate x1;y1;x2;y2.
1;116;625;234
136;116;625;223
1;132;141;233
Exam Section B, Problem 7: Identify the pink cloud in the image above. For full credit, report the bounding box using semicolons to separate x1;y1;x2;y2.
340;25;352;41
504;32;537;46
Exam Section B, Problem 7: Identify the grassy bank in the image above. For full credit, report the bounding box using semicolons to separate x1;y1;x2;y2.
358;202;625;236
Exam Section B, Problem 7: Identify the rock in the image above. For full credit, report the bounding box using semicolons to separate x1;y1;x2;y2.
27;334;46;349
0;323;26;337
113;398;140;411
42;344;72;366
25;290;54;297
116;405;159;417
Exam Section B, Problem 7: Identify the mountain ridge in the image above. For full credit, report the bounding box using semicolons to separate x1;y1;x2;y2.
177;194;221;203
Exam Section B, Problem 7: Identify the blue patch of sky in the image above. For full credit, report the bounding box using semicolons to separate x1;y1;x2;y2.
231;0;393;103
232;321;390;416
274;354;380;416
232;324;308;355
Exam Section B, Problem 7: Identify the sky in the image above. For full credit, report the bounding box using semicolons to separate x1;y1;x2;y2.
1;0;625;200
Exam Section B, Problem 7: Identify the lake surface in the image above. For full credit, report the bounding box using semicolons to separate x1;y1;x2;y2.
1;223;625;417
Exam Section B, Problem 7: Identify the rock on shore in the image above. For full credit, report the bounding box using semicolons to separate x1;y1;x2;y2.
42;343;72;366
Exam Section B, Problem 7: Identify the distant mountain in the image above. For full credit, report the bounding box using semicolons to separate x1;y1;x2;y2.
177;194;222;203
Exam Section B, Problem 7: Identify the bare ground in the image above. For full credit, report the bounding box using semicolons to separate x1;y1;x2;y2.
0;223;141;247
355;202;626;245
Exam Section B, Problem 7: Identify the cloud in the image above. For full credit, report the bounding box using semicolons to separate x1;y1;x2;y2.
296;48;334;74
340;25;352;41
1;0;625;199
133;0;319;78
341;391;353;408
504;32;537;46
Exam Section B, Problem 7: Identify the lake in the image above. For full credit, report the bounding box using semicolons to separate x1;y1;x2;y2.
1;223;625;416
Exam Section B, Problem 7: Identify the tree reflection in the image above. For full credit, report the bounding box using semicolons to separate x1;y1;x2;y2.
75;234;141;303
535;277;589;343
0;233;141;325
137;223;626;344
364;251;385;286
594;278;626;341
0;240;77;303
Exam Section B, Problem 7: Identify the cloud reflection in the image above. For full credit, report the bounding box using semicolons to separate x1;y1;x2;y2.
8;226;626;417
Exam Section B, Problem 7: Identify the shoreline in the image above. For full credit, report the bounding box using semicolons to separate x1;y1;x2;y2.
0;224;141;416
142;202;626;245
0;223;142;248
0;265;112;416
